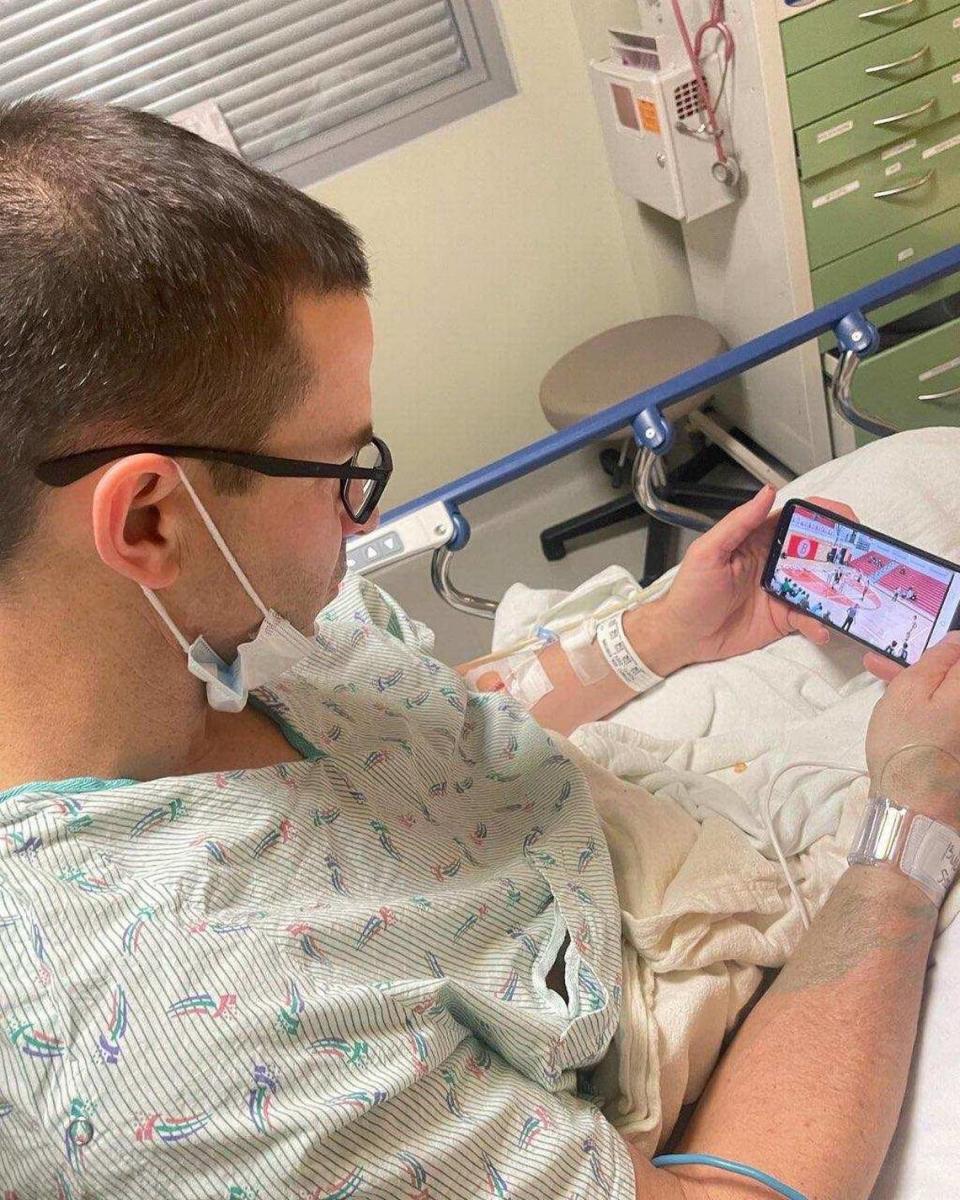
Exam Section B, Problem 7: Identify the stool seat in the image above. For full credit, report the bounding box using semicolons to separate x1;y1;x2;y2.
540;315;727;437
536;315;752;578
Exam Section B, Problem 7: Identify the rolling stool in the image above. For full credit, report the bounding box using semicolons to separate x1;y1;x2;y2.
538;316;759;586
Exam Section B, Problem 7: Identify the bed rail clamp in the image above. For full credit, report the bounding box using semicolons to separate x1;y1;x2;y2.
834;309;881;357
631;405;676;456
430;508;499;619
828;309;897;440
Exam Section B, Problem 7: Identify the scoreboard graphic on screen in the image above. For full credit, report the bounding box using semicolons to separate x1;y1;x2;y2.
787;533;822;560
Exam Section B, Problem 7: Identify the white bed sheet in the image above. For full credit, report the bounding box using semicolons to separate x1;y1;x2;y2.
766;427;960;1200
492;427;960;1196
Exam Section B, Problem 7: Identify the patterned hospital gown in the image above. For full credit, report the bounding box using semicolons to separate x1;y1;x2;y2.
0;575;635;1199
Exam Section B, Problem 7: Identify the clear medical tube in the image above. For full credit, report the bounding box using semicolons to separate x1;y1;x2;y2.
761;760;869;931
652;1153;808;1199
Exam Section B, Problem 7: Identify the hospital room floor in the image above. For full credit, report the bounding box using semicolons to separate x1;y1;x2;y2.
375;447;752;666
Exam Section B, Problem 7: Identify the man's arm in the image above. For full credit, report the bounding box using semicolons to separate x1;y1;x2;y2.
519;600;687;735
458;489;848;736
625;640;960;1200
624;863;936;1200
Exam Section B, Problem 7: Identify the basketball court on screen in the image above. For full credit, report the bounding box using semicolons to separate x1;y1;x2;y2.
771;506;958;665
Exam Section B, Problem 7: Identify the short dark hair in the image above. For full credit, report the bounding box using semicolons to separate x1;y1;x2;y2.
0;95;370;569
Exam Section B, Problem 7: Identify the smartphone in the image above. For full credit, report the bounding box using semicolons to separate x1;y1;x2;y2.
761;499;960;667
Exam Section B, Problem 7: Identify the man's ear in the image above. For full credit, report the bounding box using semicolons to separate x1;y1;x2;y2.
91;455;187;589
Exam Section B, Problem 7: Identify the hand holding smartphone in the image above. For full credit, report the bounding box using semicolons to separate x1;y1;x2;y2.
761;500;960;667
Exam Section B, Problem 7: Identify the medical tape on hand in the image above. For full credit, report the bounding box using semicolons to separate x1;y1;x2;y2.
462;651;554;709
595;609;663;694
558;621;609;686
503;653;553;708
461;662;499;691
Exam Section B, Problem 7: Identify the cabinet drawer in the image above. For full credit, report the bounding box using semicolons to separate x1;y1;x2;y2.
798;59;960;177
802;116;960;267
812;207;960;340
787;7;960;129
783;0;959;75
836;313;960;430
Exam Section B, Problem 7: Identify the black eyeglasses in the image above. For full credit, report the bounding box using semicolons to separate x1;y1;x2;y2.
34;434;392;525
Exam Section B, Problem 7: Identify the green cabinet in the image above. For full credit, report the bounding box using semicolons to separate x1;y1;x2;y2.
836;313;960;430
812;207;960;343
797;59;960;177
783;0;960;445
787;6;960;128
782;0;959;75
801;114;960;268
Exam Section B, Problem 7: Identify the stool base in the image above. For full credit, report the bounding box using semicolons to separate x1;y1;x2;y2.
539;441;758;587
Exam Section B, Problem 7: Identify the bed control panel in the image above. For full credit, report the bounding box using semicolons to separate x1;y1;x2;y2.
345;500;454;575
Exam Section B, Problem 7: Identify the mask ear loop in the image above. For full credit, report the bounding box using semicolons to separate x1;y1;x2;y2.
141;586;192;653
172;464;269;621
139;463;270;658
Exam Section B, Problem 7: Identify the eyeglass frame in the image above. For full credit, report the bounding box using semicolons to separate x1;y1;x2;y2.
33;434;393;525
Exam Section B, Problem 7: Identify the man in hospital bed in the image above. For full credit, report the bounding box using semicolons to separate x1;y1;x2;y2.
0;96;955;1200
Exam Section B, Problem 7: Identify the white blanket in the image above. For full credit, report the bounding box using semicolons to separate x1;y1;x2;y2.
492;428;960;1186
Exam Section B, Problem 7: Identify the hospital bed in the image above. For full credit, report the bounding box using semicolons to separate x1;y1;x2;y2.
348;244;960;1197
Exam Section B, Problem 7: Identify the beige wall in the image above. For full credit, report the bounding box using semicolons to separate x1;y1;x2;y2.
307;1;675;508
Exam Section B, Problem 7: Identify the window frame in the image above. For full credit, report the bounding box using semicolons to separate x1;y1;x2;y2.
255;0;516;187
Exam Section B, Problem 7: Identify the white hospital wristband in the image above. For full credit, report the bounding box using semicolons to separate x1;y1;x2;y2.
848;795;960;909
595;609;664;695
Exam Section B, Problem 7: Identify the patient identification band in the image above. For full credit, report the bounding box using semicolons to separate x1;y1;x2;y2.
595;609;663;694
848;795;960;909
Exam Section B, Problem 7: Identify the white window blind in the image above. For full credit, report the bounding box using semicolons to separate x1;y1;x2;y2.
0;0;515;185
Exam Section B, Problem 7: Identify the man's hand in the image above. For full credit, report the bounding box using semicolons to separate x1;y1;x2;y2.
651;485;860;669
864;630;960;828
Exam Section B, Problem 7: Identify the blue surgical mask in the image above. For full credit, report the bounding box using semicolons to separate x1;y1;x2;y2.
141;465;315;712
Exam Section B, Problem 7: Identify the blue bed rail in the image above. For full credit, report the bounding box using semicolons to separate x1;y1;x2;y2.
346;244;960;600
387;243;960;527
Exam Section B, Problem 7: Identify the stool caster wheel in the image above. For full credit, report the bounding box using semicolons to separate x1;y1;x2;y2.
599;447;620;478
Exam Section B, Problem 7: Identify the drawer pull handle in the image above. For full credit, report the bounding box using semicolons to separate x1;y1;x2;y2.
873;168;934;197
873;96;935;126
919;384;960;404
864;44;929;74
859;0;916;16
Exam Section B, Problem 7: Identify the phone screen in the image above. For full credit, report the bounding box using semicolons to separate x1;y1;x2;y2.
763;502;960;666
